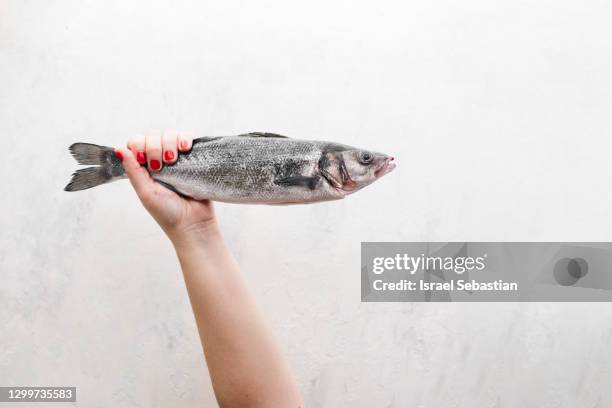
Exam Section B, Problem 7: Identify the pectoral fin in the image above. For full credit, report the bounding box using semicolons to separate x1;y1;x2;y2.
156;180;190;198
274;175;320;190
319;168;342;189
318;152;357;191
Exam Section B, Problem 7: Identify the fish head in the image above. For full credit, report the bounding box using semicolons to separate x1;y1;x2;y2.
319;146;395;195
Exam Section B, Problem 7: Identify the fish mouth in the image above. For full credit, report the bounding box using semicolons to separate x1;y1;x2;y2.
375;156;396;177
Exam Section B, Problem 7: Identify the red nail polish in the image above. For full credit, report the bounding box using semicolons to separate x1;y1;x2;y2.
150;159;161;171
164;150;175;161
114;150;123;162
136;151;146;164
180;140;189;150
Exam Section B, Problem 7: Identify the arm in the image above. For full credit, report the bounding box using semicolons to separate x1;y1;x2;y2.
116;129;304;408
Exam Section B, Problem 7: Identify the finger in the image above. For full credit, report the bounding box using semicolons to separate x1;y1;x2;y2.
145;129;163;172
114;147;155;199
162;129;179;164
127;135;147;165
178;131;194;152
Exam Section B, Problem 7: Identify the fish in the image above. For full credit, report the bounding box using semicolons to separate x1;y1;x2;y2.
64;132;396;204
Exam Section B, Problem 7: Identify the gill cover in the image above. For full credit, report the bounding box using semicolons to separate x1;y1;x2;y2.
318;151;358;192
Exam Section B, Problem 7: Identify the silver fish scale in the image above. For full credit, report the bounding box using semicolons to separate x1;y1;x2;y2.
152;136;335;203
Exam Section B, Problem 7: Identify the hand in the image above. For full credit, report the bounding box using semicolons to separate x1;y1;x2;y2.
115;129;217;244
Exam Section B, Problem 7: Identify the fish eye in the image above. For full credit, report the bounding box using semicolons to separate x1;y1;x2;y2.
359;151;373;164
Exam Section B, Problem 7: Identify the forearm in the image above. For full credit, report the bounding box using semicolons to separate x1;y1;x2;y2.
171;223;303;408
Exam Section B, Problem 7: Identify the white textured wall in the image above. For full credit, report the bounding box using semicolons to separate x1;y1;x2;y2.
2;0;612;406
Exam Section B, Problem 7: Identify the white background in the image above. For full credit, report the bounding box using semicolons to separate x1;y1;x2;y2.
2;0;612;406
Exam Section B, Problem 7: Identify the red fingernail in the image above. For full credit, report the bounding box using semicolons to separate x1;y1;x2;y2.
164;150;175;161
180;140;189;150
136;151;146;164
150;159;161;171
114;150;123;162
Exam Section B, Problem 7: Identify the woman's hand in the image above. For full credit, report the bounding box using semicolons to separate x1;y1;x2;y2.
115;129;217;244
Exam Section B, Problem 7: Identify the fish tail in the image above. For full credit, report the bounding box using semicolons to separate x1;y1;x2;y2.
64;143;125;191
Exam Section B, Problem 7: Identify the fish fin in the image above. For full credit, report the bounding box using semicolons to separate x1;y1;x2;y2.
338;157;358;191
274;175;320;190
192;136;222;145
240;132;289;139
318;152;357;191
65;143;124;192
319;168;342;189
69;142;114;165
64;167;112;191
155;180;190;198
192;133;288;145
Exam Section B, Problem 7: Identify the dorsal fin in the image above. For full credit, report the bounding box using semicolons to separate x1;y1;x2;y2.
192;136;222;145
239;132;289;139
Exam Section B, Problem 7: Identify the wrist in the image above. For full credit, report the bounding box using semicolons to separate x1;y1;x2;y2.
167;219;223;251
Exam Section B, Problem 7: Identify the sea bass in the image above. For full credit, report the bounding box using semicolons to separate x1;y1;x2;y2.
64;132;395;204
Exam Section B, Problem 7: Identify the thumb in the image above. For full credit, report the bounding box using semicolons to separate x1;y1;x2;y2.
115;147;155;200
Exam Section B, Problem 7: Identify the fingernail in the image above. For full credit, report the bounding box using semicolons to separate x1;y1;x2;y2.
150;159;161;171
164;150;175;161
114;149;123;162
180;140;189;150
136;151;146;164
